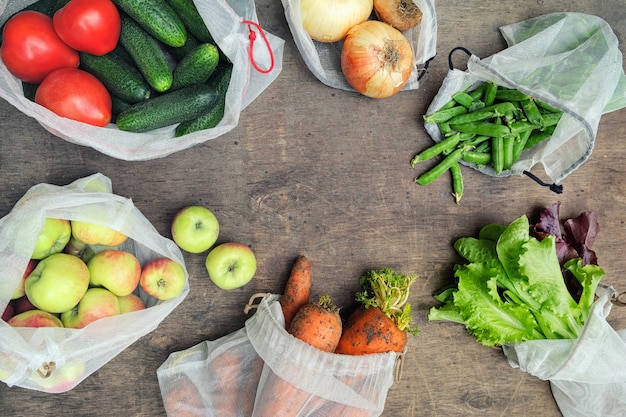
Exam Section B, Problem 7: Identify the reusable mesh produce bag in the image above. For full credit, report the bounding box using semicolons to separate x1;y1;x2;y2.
281;0;437;92
157;294;400;417
503;285;626;417
0;173;189;393
424;12;626;184
0;0;284;160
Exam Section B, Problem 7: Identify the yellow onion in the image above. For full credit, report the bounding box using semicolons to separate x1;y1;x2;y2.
373;0;423;31
341;20;414;99
300;0;373;43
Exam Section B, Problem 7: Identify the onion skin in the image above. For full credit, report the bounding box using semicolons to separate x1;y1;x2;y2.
301;0;373;43
373;0;423;31
341;20;414;99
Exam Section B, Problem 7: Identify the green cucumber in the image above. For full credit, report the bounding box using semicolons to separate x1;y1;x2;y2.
22;0;69;16
167;32;201;61
119;13;173;93
175;63;232;136
171;43;220;90
165;0;214;43
112;0;187;47
116;84;219;132
79;51;151;103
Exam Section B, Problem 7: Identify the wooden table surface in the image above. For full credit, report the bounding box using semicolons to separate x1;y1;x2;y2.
1;0;626;416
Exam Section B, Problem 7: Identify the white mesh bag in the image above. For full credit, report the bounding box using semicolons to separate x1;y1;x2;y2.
281;0;437;92
503;285;626;417
157;294;401;416
424;12;626;184
0;0;284;160
0;173;189;393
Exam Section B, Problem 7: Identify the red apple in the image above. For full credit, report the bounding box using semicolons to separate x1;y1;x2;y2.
88;249;141;296
140;258;187;301
117;293;146;314
7;309;63;328
70;220;128;247
60;287;120;328
2;304;14;322
13;296;37;315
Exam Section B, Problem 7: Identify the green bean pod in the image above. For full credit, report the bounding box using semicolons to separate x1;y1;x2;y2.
452;91;476;109
410;132;470;166
495;88;530;102
535;99;562;114
502;136;515;170
462;151;491;166
491;136;504;174
482;81;498;106
447;102;518;125
512;129;533;162
415;148;464;186
524;129;554;150
521;98;544;126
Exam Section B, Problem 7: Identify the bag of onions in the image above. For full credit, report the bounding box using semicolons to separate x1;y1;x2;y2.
281;0;437;98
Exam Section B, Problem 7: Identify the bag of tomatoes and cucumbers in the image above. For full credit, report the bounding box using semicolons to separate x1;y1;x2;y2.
0;0;285;161
158;256;418;417
411;12;626;204
282;0;437;98
0;173;189;394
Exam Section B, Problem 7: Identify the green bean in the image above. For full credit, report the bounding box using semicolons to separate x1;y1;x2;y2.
495;88;530;102
462;151;491;166
450;163;464;204
410;132;467;166
502;136;515;170
423;105;467;124
452;91;476;109
491;136;504;174
415;148;464;186
450;121;511;137
521;98;544;126
447;101;518;125
482;81;498;106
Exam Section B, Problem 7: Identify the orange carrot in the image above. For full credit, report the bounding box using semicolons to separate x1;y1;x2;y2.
279;255;312;329
288;294;342;352
162;375;204;417
253;370;326;417
335;268;418;355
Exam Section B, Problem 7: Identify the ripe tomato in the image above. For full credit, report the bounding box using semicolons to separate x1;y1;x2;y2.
0;11;79;83
53;0;121;56
35;68;112;127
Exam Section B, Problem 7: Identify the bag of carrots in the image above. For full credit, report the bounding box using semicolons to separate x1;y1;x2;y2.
414;12;626;198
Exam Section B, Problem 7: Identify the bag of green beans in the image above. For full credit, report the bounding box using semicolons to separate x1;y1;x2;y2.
418;12;626;191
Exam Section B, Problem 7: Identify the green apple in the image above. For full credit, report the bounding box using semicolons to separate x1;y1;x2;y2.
88;249;141;296
139;258;186;301
61;287;120;328
7;309;64;328
31;218;71;260
70;220;128;247
205;242;257;290
11;259;38;299
171;205;219;253
24;253;90;314
117;293;146;313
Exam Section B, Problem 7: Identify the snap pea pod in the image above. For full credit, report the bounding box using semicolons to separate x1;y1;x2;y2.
502;136;515;170
520;98;544;126
423;105;467;124
512;128;533;162
494;88;530;102
410;132;472;166
415;148;464;186
447;102;518;125
535;99;562;114
482;81;498;106
491;136;505;174
450;121;511;137
462;151;491;166
524;126;556;150
450;163;464;204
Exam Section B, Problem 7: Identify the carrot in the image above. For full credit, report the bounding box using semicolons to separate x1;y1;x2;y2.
162;374;204;417
208;349;263;416
279;255;312;329
253;370;326;417
335;268;418;355
288;294;342;352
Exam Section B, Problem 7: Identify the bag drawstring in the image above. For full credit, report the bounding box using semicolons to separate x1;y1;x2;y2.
242;19;275;74
243;292;271;314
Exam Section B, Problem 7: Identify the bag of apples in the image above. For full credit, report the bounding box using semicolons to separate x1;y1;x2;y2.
0;173;189;393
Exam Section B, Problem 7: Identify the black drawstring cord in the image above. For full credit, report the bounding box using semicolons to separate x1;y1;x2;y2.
448;46;472;70
523;171;563;194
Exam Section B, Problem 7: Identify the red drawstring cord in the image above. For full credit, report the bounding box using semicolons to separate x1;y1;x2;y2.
242;19;275;74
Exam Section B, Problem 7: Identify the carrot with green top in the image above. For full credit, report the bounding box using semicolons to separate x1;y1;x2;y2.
335;268;418;355
279;255;312;329
288;295;342;352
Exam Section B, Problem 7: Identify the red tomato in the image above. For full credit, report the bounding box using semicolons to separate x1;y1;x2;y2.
0;11;79;83
35;68;112;127
53;0;121;56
